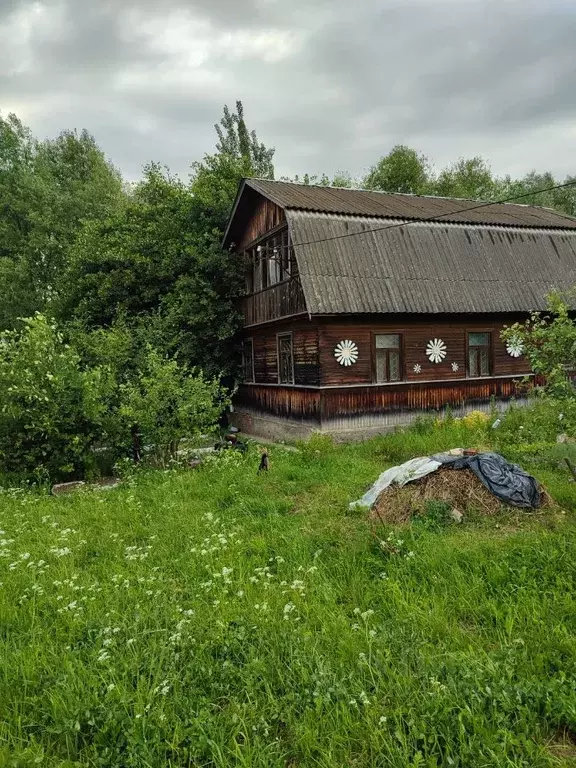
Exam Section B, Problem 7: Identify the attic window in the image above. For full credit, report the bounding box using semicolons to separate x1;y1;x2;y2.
247;228;294;293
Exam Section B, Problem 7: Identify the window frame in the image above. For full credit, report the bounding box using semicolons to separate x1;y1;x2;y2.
242;337;255;383
243;226;295;296
372;332;404;383
466;330;493;378
276;331;294;385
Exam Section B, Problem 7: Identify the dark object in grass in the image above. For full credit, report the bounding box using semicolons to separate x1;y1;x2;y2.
258;449;269;474
214;436;248;454
434;452;541;509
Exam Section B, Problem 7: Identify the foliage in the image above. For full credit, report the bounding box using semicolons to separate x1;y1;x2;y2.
433;156;497;200
283;171;355;188
57;164;241;378
363;144;431;194
0;314;112;481
0;113;124;330
502;291;576;399
57;102;274;379
492;398;576;448
190;100;275;230
120;347;228;464
0;434;575;766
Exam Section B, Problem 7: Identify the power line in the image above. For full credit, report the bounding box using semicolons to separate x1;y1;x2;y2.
250;179;576;258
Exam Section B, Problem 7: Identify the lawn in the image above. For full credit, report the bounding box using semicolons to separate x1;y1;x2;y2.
1;425;576;767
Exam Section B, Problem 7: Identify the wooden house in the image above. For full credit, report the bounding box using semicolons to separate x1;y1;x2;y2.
223;179;576;440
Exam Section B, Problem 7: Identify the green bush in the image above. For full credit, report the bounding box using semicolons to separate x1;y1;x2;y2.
0;314;112;481
493;398;576;449
120;347;228;465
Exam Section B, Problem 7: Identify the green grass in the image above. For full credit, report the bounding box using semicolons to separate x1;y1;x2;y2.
1;429;576;767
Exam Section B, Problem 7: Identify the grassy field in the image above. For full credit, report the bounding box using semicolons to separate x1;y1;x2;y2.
1;424;576;767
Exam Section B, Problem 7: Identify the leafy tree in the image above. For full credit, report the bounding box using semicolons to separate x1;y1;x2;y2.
363;145;431;194
0;114;124;330
499;171;576;217
30;129;124;302
0;314;113;481
432;156;496;200
0;113;41;326
502;291;576;399
283;171;355;187
190;100;275;229
57;164;240;377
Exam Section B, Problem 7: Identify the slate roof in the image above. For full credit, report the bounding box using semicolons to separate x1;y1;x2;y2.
244;178;576;230
226;179;576;314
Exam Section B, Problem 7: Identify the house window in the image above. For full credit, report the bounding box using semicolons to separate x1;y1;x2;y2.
468;332;491;377
245;228;293;294
242;338;254;383
375;334;402;382
277;333;294;384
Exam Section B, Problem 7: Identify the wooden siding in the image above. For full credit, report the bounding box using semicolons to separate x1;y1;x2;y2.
318;316;531;386
235;385;321;422
237;197;286;251
236;375;533;426
243;278;307;326
319;376;531;421
248;320;320;386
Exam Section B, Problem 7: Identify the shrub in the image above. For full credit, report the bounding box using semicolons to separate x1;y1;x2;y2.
493;398;576;449
0;314;112;481
120;347;228;464
462;410;490;429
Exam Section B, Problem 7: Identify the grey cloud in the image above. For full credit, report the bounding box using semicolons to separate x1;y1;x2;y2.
1;0;575;183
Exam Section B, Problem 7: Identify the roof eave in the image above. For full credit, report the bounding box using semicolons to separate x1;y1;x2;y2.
222;178;249;250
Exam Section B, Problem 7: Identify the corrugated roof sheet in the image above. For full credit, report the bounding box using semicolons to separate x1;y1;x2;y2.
246;178;576;230
287;211;576;314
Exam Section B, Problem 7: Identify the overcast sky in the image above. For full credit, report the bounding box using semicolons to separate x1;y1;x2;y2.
1;0;575;183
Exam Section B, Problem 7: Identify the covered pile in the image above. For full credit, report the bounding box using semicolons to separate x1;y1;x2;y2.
350;450;555;524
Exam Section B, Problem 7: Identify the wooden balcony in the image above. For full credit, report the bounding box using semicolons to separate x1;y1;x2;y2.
241;278;307;327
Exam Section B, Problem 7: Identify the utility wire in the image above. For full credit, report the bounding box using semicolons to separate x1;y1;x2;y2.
251;179;576;256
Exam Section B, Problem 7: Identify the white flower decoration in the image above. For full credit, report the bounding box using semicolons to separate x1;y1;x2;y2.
413;364;422;374
334;340;358;366
506;337;523;358
426;338;447;364
451;362;459;372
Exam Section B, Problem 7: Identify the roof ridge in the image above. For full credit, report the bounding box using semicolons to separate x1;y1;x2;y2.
246;176;573;213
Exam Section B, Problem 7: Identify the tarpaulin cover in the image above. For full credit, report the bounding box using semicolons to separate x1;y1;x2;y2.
433;452;541;509
349;457;442;510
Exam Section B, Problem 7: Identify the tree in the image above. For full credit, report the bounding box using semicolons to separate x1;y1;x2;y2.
432;156;496;200
30;129;124;301
190;100;275;229
57;102;275;379
282;171;355;188
502;291;576;400
363;145;431;194
0;115;124;330
56;163;240;378
0;113;41;326
498;171;576;217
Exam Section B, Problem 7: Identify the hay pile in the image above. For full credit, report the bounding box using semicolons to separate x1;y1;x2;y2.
371;466;554;524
